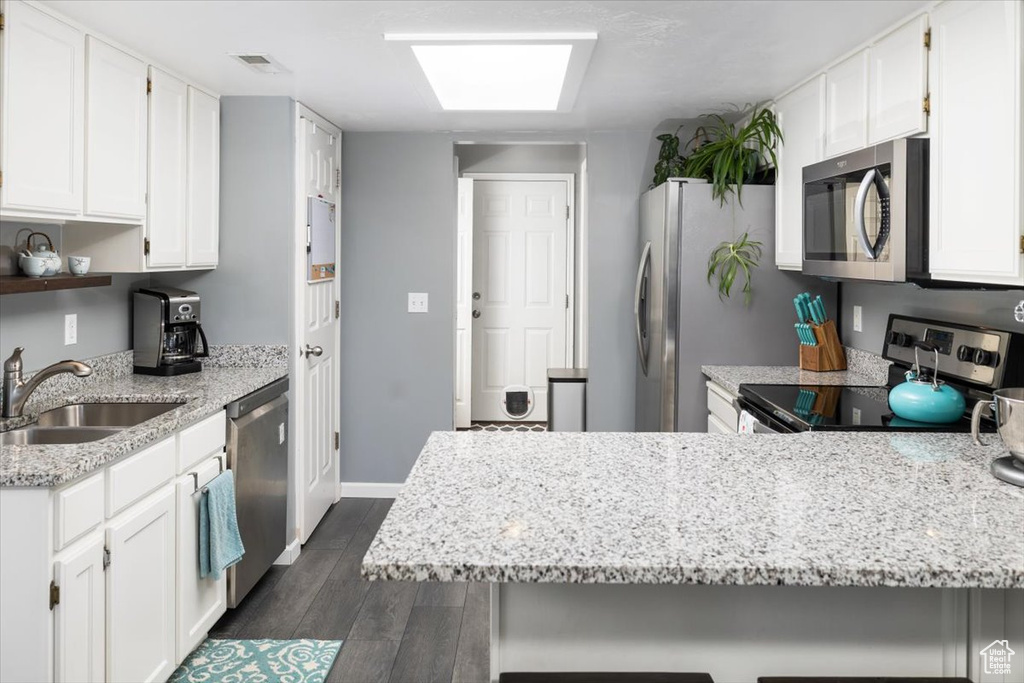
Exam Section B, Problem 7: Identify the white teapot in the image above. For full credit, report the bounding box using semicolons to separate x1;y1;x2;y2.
20;232;61;276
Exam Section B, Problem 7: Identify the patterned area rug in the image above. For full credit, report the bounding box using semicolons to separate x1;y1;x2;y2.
169;639;342;683
468;421;547;432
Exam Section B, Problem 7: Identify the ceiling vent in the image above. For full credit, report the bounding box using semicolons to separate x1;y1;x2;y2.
229;53;289;75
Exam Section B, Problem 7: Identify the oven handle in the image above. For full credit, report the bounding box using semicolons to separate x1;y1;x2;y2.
854;168;891;260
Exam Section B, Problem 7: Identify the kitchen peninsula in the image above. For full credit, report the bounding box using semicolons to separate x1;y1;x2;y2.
363;430;1024;682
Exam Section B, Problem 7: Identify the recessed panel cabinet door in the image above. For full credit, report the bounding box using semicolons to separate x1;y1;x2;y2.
106;487;176;683
186;87;220;268
867;14;929;145
774;75;825;270
54;534;105;683
84;37;147;219
147;68;188;269
929;0;1024;286
0;1;84;214
825;52;869;158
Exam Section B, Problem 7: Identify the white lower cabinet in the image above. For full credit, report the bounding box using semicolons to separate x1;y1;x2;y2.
705;380;740;434
53;534;105;683
176;456;227;662
106;487;177;683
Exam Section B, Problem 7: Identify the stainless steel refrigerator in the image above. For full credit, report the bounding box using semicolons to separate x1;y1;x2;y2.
634;180;837;432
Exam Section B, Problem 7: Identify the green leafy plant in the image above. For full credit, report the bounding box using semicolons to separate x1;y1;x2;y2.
707;232;763;304
682;103;783;206
650;128;687;188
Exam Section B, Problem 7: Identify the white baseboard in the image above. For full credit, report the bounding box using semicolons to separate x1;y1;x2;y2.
273;538;301;565
340;482;404;498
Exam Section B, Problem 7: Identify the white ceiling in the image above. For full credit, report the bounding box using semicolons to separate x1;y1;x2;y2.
43;0;928;132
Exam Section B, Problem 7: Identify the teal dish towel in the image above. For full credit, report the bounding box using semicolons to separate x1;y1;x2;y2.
199;470;245;580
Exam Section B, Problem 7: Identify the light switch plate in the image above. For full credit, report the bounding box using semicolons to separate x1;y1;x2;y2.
853;305;863;333
64;314;77;345
408;293;428;313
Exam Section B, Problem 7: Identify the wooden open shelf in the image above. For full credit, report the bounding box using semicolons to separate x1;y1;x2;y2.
0;273;113;295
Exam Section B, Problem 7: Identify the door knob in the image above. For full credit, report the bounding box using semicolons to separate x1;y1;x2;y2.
302;344;323;358
472;310;481;319
472;292;481;300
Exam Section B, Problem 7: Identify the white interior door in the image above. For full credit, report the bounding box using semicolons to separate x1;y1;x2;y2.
471;180;569;423
296;113;341;543
455;178;474;429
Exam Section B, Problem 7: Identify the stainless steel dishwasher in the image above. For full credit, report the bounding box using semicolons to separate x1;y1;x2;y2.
225;377;289;608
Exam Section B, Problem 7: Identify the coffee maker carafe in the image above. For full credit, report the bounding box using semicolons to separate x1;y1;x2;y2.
133;287;209;375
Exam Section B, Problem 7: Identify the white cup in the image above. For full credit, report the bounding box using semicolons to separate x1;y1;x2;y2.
67;255;91;276
20;256;48;277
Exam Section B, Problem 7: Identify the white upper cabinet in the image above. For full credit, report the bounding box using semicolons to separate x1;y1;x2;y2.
825;52;869;157
85;36;148;219
146;67;189;269
867;15;929;145
774;75;825;271
0;1;84;214
185;87;220;268
928;0;1023;286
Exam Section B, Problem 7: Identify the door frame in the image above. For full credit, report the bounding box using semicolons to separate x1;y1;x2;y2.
291;102;342;546
462;172;577;371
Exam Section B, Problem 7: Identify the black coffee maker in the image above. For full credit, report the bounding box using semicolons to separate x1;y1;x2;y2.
133;287;209;375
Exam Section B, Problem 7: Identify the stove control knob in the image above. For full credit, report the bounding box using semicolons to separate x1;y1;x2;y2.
957;345;975;362
973;348;999;367
888;331;913;348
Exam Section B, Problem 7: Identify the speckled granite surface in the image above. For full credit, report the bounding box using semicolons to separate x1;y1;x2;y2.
1;347;288;488
702;347;889;395
363;431;1024;589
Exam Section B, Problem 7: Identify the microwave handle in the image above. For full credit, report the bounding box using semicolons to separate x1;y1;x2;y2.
854;168;892;260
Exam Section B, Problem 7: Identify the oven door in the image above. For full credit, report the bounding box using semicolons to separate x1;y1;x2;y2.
801;140;915;282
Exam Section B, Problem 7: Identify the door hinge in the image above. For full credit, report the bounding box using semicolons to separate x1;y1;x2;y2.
144;237;151;256
565;294;570;310
923;94;931;115
334;300;340;319
924;28;931;50
146;78;152;94
49;581;60;610
334;431;339;451
566;205;570;220
335;168;341;190
102;547;111;570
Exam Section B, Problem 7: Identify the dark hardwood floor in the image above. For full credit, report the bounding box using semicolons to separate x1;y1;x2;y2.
209;498;490;683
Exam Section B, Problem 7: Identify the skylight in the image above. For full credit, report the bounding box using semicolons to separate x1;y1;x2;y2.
385;33;597;113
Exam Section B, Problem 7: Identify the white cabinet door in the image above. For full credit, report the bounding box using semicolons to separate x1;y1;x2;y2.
825;51;869;158
186;87;220;268
147;67;188;269
175;457;226;662
867;14;929;144
54;534;105;683
929;0;1023;286
774;75;825;270
0;1;84;214
106;487;176;683
84;37;147;219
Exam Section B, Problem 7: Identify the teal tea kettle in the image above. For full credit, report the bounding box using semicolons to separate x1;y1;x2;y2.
888;343;966;424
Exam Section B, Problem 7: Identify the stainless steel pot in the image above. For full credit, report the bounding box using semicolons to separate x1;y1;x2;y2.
972;387;1024;462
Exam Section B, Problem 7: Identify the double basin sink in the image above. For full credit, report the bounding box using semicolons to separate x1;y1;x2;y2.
0;402;182;446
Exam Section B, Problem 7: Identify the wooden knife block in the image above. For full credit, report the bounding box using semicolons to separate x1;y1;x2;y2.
799;320;847;372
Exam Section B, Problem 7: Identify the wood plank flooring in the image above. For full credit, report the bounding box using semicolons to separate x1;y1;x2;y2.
209;498;490;683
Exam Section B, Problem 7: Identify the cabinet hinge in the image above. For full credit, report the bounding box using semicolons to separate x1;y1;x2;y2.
102;547;111;570
144;238;151;256
565;294;570;310
923;94;931;115
924;28;931;50
146;78;152;94
1019;234;1024;255
335;168;341;190
334;431;339;450
49;581;60;610
566;205;570;221
334;300;340;319
0;13;5;32
0;170;4;188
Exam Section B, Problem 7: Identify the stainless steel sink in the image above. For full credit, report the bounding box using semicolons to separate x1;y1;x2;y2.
0;426;124;446
36;402;181;428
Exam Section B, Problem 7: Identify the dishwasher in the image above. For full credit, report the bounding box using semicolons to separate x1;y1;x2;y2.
225;377;289;608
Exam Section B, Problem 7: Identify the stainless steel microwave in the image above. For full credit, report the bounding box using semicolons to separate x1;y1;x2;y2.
802;138;927;282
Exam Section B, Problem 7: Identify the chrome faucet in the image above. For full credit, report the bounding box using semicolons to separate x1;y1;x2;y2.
2;347;93;418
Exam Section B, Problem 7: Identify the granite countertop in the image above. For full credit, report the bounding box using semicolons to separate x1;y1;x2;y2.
362;430;1024;589
702;346;893;394
0;346;288;488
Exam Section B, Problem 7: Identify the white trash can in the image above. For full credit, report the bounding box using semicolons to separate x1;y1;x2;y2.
547;368;587;431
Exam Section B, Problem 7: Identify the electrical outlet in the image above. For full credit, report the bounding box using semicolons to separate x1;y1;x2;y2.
408;293;428;313
853;305;863;333
64;314;78;345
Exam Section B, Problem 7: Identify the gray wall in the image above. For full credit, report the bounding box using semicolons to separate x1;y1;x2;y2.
840;282;1024;354
340;133;457;483
154;96;294;345
0;222;147;372
457;143;585;174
